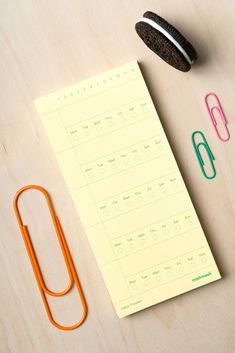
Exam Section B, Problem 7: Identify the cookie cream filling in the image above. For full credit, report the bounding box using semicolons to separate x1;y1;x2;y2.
139;17;194;65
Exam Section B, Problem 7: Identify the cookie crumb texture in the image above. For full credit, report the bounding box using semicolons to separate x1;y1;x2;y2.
135;12;198;72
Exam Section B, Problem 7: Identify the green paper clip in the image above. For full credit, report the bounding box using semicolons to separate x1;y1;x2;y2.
191;131;216;180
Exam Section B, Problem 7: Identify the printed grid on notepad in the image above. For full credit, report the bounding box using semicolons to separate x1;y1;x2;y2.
36;61;220;316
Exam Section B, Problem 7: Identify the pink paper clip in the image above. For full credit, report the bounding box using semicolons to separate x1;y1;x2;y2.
205;92;230;142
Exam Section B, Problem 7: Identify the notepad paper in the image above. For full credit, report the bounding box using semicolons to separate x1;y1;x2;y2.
35;61;221;317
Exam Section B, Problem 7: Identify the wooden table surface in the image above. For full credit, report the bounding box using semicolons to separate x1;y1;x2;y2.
1;1;235;352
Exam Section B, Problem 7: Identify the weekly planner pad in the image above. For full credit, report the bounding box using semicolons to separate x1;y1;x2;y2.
35;61;221;318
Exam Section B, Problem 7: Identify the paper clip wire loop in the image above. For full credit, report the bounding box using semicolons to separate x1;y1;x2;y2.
205;92;230;142
13;185;87;330
191;131;216;180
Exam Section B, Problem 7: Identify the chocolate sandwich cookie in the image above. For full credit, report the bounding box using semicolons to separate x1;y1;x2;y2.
135;11;198;72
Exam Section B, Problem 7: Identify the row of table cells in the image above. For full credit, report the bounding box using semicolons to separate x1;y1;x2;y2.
66;97;156;145
97;172;184;220
57;65;137;103
82;135;169;183
111;210;199;258
127;248;211;294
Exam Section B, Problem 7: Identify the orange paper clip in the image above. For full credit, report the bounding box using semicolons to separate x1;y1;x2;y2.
13;185;87;330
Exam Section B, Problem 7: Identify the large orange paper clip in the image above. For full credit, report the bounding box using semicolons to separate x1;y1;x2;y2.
13;185;87;330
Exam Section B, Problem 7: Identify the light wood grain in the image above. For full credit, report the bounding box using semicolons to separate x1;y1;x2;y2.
0;1;235;352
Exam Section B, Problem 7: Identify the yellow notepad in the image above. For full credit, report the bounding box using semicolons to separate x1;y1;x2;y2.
35;61;221;317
